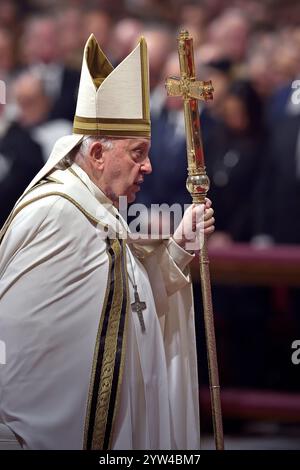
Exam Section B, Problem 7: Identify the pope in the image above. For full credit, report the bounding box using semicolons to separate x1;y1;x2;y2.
0;34;214;450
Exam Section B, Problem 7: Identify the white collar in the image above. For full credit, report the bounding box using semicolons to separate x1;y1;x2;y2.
70;163;129;228
71;162;112;205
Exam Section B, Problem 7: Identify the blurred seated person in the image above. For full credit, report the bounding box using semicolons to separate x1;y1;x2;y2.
206;80;266;244
207;8;250;65
204;80;270;388
254;99;300;391
12;72;72;162
264;33;300;128
83;8;111;57
57;7;84;69
110;17;143;65
0;26;18;86
0;103;44;227
257;108;300;244
143;25;173;92
21;14;80;122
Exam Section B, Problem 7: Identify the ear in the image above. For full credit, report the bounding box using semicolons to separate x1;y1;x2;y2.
89;141;105;170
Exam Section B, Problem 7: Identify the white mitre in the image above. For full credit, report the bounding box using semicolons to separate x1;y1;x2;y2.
26;33;151;191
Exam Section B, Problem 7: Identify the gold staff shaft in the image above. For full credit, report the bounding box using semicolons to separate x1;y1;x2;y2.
165;30;224;450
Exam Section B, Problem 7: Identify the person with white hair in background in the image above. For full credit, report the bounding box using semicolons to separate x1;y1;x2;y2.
11;71;72;161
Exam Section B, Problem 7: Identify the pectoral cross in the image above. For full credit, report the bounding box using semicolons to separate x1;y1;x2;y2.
131;285;146;333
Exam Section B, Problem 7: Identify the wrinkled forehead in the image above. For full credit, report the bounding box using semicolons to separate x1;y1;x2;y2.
114;137;151;149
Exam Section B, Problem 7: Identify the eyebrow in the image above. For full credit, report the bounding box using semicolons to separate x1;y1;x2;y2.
131;140;150;149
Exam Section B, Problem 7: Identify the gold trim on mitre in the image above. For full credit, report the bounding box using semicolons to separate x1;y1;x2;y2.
73;34;151;138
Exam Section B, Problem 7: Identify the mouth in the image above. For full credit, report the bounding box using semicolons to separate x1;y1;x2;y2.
133;179;144;190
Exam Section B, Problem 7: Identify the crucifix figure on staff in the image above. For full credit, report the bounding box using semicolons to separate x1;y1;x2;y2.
166;30;224;451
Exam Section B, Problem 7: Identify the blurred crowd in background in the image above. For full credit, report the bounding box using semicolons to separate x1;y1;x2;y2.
1;0;300;396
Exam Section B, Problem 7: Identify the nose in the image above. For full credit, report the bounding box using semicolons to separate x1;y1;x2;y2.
141;156;152;175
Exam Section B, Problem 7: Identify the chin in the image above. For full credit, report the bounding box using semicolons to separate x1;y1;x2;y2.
127;193;137;203
120;187;139;204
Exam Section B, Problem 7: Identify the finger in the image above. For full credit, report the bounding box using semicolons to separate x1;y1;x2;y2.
197;217;215;231
196;222;204;233
184;204;194;217
205;197;212;208
204;217;215;228
193;205;204;224
204;225;215;235
204;207;214;221
193;204;205;214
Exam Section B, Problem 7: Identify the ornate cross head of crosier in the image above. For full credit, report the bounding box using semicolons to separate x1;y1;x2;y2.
165;75;214;101
165;30;214;102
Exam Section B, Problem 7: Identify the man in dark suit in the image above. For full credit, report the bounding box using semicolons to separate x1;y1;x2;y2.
259;113;300;243
0;105;44;227
257;95;300;391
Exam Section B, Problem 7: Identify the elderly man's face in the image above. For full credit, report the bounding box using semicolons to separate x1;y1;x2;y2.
101;138;152;205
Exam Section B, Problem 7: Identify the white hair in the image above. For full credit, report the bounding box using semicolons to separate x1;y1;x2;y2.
79;136;114;156
62;136;114;167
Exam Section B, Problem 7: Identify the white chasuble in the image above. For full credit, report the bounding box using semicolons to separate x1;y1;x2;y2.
0;164;200;450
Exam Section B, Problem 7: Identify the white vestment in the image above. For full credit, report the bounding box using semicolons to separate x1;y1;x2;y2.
0;164;200;450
